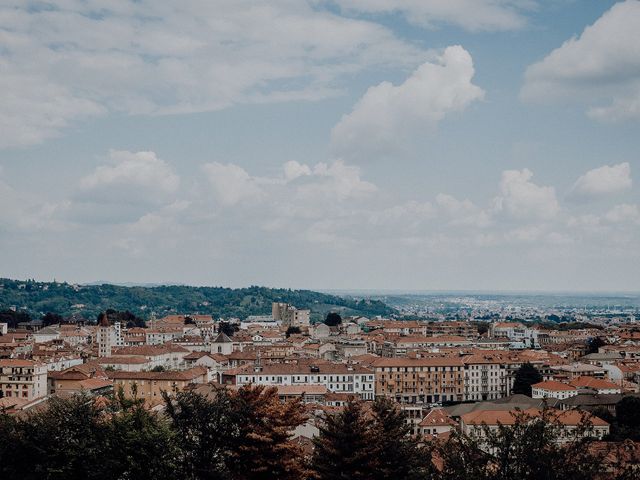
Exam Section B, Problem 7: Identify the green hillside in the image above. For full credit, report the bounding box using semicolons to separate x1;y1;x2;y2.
0;278;395;323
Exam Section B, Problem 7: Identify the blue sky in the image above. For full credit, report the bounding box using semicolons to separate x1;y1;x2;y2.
1;0;639;291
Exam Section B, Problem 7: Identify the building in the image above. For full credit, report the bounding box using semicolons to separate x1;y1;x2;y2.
272;302;310;328
418;407;456;437
531;380;579;400
460;408;609;444
0;359;48;400
463;354;509;401
569;376;622;395
372;356;465;404
232;360;375;400
107;367;208;404
96;315;123;357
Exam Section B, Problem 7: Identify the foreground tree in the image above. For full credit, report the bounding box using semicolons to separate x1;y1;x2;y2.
512;362;543;396
311;399;375;480
369;397;436;480
437;409;609;480
165;385;306;480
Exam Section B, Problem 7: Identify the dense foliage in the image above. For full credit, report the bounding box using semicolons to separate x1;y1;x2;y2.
0;278;394;322
0;392;637;480
512;362;543;396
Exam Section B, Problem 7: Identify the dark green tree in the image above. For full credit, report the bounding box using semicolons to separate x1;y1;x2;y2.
586;337;606;354
324;312;342;327
311;398;375;480
41;312;64;326
369;397;436;480
285;326;302;337
512;362;543;396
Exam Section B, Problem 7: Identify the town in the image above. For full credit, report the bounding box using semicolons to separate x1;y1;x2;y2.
1;298;639;477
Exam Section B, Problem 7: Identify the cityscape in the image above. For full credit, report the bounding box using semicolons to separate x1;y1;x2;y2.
2;0;640;479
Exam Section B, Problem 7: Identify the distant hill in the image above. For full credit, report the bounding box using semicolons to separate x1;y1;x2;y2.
0;278;395;323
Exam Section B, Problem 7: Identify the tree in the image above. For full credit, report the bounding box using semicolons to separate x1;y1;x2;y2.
437;409;609;480
586;337;606;354
285;326;301;337
151;365;166;372
369;397;435;480
311;398;375;480
614;396;640;440
324;312;342;327
41;312;64;326
512;362;543;396
218;321;237;337
164;385;306;480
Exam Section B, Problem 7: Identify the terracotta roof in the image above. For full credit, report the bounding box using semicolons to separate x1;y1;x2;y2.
277;384;328;395
107;367;207;381
372;357;464;368
462;407;608;427
532;380;577;392
570;376;621;390
0;359;38;367
419;408;456;427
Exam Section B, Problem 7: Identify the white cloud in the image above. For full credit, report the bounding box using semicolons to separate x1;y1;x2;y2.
295;160;377;201
202;162;264;207
521;0;640;121
604;204;640;224
333;0;533;32
435;193;491;227
79;150;179;204
0;0;423;147
493;169;559;220
331;45;484;159
571;162;632;198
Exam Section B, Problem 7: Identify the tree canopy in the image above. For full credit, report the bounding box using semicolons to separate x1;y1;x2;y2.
512;362;543;396
324;312;342;327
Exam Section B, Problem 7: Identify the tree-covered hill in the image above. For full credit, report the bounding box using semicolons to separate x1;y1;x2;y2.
0;278;395;323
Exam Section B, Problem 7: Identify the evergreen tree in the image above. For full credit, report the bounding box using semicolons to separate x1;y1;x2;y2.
311;398;375;480
369;397;436;480
512;362;543;396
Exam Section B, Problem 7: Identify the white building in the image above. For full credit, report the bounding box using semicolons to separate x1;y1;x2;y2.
463;355;508;401
531;380;579;400
234;361;375;400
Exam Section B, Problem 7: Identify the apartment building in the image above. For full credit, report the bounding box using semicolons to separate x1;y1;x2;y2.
232;360;375;400
0;359;47;400
372;356;465;404
463;354;509;401
271;302;310;328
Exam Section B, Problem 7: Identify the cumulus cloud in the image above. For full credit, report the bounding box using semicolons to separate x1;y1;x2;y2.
331;45;484;159
571;162;632;198
0;0;423;148
334;0;533;32
79;150;179;204
493;169;559;220
202;162;264;207
521;0;640;121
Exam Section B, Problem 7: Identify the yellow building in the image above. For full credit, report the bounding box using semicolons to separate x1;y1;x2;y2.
0;359;48;401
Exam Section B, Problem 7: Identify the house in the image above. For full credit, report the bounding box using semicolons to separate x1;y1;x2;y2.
531;380;579;400
419;408;456;437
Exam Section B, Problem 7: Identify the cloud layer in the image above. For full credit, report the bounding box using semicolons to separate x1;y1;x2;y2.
0;0;424;148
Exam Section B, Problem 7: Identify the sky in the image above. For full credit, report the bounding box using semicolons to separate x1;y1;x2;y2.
1;0;639;292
